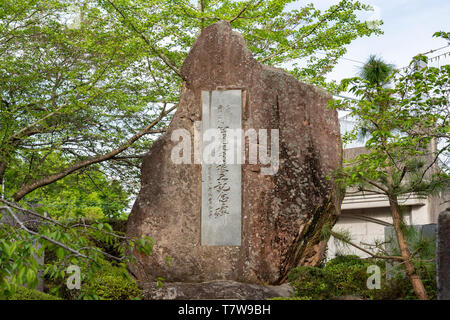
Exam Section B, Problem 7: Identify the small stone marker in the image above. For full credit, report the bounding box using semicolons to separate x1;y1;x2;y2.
201;90;242;246
437;209;450;300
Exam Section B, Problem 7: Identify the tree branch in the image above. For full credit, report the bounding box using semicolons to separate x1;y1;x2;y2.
0;206;89;259
13;105;177;201
106;0;185;80
0;199;64;228
259;3;343;63
330;230;404;261
229;0;262;23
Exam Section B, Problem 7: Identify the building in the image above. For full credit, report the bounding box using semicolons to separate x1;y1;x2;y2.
326;117;450;259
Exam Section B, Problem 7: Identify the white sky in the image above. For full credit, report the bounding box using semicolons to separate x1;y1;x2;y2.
297;0;450;82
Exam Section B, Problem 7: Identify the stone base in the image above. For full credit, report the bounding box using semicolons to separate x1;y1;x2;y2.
142;280;294;300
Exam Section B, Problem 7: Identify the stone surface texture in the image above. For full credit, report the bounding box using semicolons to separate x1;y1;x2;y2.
143;280;293;300
126;21;342;285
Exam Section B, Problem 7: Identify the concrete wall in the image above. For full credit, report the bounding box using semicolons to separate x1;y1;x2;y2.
326;193;441;259
327;145;448;260
327;207;409;259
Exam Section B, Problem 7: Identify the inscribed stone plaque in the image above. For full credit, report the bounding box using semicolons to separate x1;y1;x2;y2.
201;90;242;246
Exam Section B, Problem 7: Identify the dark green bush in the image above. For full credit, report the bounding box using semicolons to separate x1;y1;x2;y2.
288;254;437;300
288;255;378;299
79;260;142;300
326;255;381;299
7;286;60;300
288;256;375;299
88;272;141;300
288;266;334;299
374;262;437;300
324;255;367;268
270;296;313;300
43;218;142;300
45;262;142;300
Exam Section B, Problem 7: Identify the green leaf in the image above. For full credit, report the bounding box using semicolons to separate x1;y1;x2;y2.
56;248;65;259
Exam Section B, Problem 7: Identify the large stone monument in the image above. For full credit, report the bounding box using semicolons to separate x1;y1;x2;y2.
126;21;342;286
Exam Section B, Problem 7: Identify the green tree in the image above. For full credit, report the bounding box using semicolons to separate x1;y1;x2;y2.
4;151;130;220
354;55;395;143
1;0;381;201
331;32;450;300
1;0;382;298
360;55;395;87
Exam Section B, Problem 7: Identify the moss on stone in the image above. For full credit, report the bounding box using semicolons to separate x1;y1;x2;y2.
7;286;61;300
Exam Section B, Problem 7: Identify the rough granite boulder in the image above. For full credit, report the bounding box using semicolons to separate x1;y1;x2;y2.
126;21;342;285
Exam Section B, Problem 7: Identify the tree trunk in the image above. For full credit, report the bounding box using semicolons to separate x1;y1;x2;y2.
389;195;429;300
0;161;6;198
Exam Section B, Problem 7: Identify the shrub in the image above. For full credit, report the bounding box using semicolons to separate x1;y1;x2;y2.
288;254;437;300
374;262;437;300
81;261;142;300
324;255;367;268
42;217;143;300
288;266;334;299
270;296;313;300
324;255;380;299
43;253;142;300
288;255;382;299
88;272;141;300
7;286;60;300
